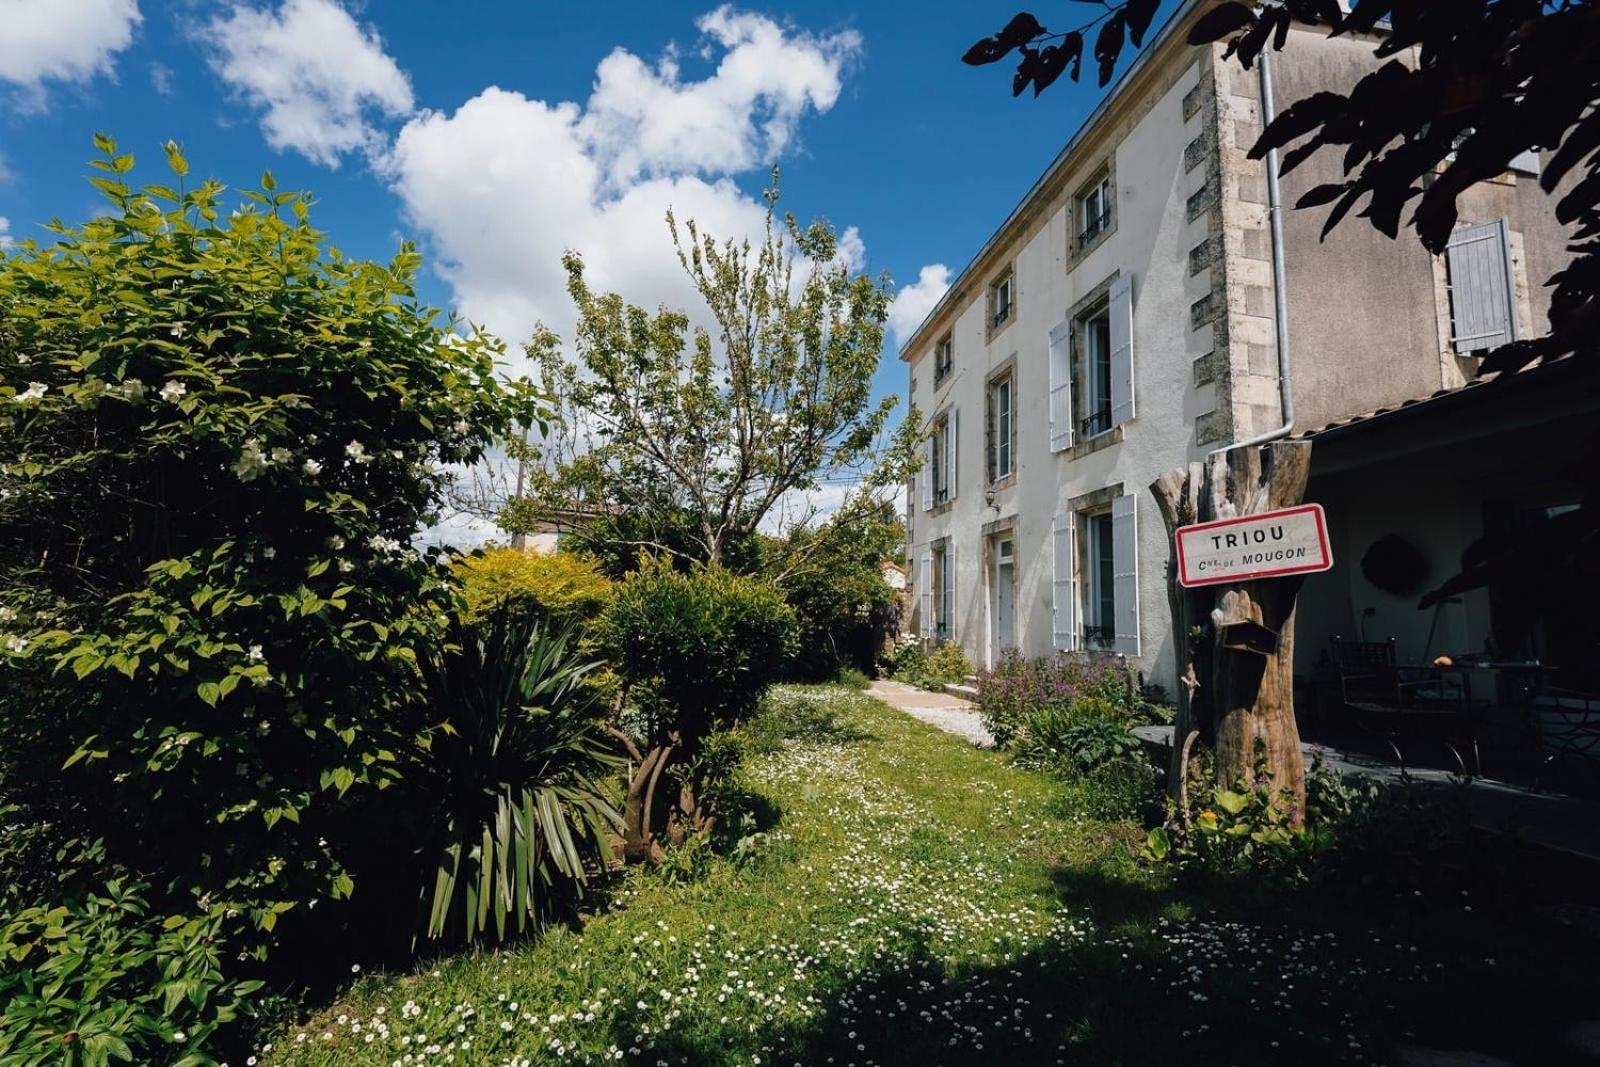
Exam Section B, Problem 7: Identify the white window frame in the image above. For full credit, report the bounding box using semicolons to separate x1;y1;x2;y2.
987;372;1013;482
1079;173;1112;243
991;273;1014;329
1084;509;1117;650
1079;305;1114;440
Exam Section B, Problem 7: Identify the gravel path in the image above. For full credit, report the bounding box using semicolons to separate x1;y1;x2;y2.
865;680;995;748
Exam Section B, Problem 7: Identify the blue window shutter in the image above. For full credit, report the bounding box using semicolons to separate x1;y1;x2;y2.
1445;219;1517;353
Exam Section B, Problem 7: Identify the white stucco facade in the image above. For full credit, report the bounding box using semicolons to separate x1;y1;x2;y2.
905;41;1214;695
902;6;1575;698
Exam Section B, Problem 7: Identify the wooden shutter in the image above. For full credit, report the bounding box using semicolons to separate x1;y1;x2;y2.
1445;219;1517;353
1108;274;1135;427
1052;511;1077;651
919;551;933;639
1111;494;1140;656
1048;319;1073;452
922;431;935;511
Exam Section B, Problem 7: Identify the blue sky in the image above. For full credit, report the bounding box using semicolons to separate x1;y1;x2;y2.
0;0;1178;418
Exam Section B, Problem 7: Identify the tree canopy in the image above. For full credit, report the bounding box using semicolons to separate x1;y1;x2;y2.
520;173;918;568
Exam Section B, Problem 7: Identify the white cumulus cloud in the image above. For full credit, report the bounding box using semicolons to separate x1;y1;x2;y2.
388;7;862;364
887;263;951;349
0;217;12;249
0;0;140;96
198;0;414;167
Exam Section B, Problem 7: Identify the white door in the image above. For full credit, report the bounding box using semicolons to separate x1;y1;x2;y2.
992;538;1015;664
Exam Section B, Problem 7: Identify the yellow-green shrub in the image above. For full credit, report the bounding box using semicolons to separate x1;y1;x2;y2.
455;548;612;624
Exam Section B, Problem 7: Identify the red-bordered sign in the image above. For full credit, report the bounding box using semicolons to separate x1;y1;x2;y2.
1175;503;1333;588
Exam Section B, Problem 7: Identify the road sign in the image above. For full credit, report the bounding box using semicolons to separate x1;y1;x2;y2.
1175;503;1332;588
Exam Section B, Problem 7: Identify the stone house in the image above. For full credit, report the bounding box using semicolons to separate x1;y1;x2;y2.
902;0;1583;695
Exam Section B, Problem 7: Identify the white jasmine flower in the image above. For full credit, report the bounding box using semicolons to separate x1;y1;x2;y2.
270;447;292;465
4;636;27;654
246;644;264;663
453;419;470;434
14;383;46;403
119;378;146;403
302;458;322;476
338;559;354;572
159;380;186;404
368;535;402;554
262;547;276;560
326;535;345;550
0;607;15;623
344;440;368;463
232;439;268;482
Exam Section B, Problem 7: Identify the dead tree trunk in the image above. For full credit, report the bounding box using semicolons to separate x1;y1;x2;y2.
1150;441;1312;821
1151;466;1206;805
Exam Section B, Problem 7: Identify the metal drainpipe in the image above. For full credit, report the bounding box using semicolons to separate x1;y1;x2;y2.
1211;44;1295;455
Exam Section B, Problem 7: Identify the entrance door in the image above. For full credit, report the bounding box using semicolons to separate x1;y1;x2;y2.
993;537;1016;664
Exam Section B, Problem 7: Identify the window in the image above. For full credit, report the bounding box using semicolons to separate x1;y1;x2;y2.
922;410;957;509
990;271;1014;330
1051;494;1139;655
933;333;954;385
920;541;955;643
1080;307;1113;439
936;543;953;641
986;371;1014;483
1445;218;1518;354
1078;173;1112;245
1084;511;1116;649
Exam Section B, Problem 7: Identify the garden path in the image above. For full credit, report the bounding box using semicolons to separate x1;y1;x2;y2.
866;679;994;747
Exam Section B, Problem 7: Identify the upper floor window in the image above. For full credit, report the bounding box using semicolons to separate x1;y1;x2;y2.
922;409;957;510
1078;172;1113;246
990;271;1014;331
1079;304;1114;439
933;333;954;385
986;370;1014;483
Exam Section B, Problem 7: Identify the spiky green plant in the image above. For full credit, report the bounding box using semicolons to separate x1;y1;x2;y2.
414;610;623;946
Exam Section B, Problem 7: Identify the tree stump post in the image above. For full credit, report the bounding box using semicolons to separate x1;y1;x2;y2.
1150;441;1312;820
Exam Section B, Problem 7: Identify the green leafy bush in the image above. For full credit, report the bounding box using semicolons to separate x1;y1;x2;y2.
0;879;264;1066
599;562;795;860
835;667;872;690
601;562;795;736
1013;706;1142;775
881;637;926;680
453;548;611;626
1048;757;1160;824
0;139;538;1049
769;505;903;680
412;612;623;946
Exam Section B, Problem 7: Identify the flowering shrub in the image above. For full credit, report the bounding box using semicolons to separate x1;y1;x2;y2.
0;138;539;1054
976;652;1158;746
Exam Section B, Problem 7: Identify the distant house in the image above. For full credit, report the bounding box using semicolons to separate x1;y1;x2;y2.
879;560;906;592
901;0;1586;694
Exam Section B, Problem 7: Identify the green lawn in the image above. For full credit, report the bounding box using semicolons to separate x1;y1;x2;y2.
257;685;1595;1066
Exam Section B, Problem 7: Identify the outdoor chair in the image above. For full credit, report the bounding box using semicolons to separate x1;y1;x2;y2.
1532;689;1600;796
1329;636;1479;775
